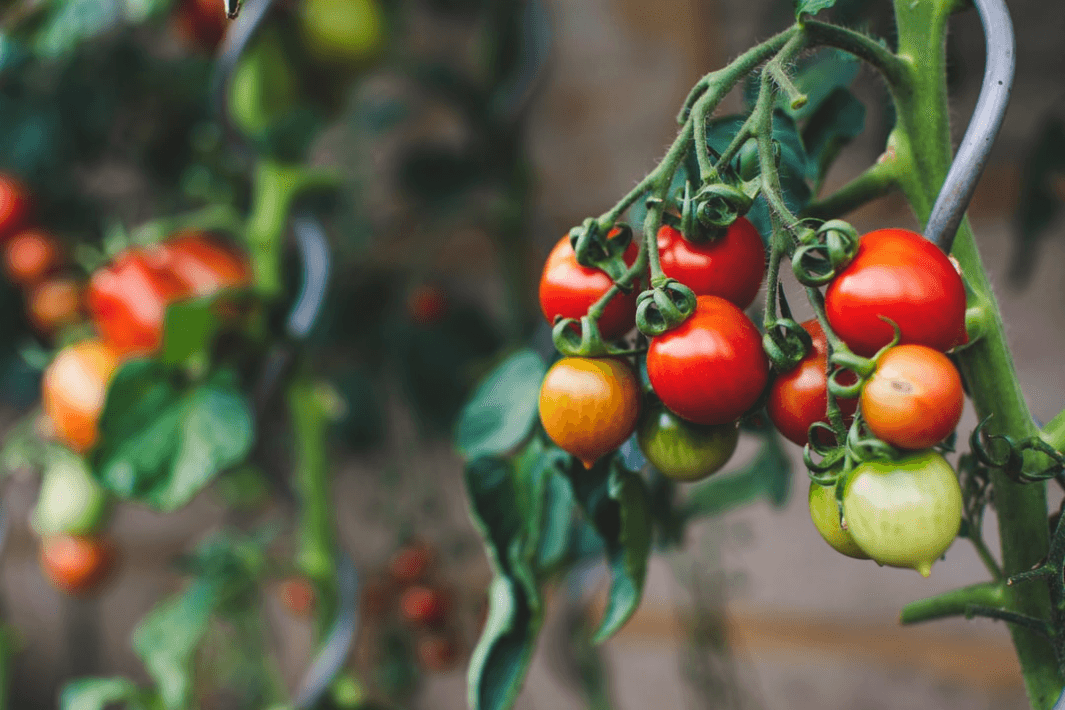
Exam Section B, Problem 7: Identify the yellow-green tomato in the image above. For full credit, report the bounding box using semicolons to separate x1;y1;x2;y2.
31;449;111;537
637;401;739;482
808;481;869;560
228;27;298;137
842;450;962;577
300;0;385;68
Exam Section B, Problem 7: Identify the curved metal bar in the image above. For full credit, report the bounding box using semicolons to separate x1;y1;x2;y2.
924;0;1015;252
1054;686;1065;710
287;213;332;339
293;552;360;709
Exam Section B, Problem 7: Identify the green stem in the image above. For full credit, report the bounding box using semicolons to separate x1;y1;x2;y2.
801;20;909;89
889;0;1062;704
970;530;1005;581
287;376;337;639
1041;410;1065;451
900;580;1006;624
802;158;899;221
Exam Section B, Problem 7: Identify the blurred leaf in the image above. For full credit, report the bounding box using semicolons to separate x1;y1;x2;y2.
536;469;575;574
683;433;791;519
60;677;141;710
795;0;838;19
93;363;254;511
785;49;860;122
801;87;866;188
1010;117;1065;284
33;0;124;58
456;349;545;459
160;298;220;367
562;459;651;642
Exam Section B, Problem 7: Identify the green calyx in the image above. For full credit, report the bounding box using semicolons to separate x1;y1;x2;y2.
762;317;814;372
678;181;755;242
791;219;860;286
635;280;697;338
568;219;634;284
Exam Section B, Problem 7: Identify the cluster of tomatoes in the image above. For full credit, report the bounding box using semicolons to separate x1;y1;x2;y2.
538;217;970;576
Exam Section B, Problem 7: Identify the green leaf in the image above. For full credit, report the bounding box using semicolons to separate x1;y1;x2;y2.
160;298;220;367
60;677;139;710
683;434;791;518
34;0;124;57
801;87;866;188
536;470;575;574
562;459;651;642
93;363;254;511
794;0;838;19
455;349;546;459
787;49;860;122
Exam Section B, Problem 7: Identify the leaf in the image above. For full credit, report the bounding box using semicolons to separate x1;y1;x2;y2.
1010;118;1065;284
60;677;139;710
795;0;838;19
455;349;545;459
683;434;792;519
159;298;220;367
92;363;254;511
33;0;124;57
787;49;860;122
562;459;651;642
131;580;216;710
536;470;575;574
801;87;866;188
465;455;544;710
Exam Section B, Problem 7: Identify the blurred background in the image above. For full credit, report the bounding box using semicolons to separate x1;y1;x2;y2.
0;0;1063;708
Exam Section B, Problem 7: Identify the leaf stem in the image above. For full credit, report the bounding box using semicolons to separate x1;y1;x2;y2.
900;580;1006;624
801;157;899;221
801;20;909;90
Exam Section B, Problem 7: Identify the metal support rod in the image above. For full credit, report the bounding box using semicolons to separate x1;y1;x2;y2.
924;0;1015;253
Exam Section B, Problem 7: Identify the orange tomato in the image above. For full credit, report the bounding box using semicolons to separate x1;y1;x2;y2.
539;357;640;468
146;232;251;297
39;534;116;596
861;345;964;450
3;229;59;286
27;277;82;334
42;340;120;453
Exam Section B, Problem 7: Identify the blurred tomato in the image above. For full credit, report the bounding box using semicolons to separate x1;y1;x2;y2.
400;585;449;626
3;229;59;286
147;232;250;297
408;285;448;325
40;534;116;596
42;339;120;453
27;277;82;334
0;174;30;240
416;633;459;672
388;541;434;584
300;0;385;68
278;576;316;618
172;0;229;50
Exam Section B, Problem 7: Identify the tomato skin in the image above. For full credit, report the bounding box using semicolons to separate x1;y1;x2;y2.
861;344;964;450
88;250;192;357
842;450;962;577
825;229;966;356
399;585;449;627
539;357;640;468
147;232;250;297
28;277;82;334
3;229;59;286
539;234;639;341
637;400;738;482
657;220;765;309
767;319;858;446
42;340;120;454
0;175;30;240
646;295;769;426
808;481;869;560
39;534;116;596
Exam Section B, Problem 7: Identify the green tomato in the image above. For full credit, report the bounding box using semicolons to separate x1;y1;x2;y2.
842;450;962;577
31;449;110;536
808;480;869;560
637;402;739;482
330;673;367;708
300;0;385;68
228;27;298;137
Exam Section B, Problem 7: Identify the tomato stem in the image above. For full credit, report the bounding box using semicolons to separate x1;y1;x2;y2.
900;580;1006;624
802;158;899;221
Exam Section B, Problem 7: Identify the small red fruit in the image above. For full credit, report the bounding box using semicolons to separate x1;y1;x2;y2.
407;285;449;325
278;576;317;618
0;174;30;239
416;634;460;672
27;277;82;334
40;534;116;596
4;229;59;286
388;542;434;584
399;585;449;627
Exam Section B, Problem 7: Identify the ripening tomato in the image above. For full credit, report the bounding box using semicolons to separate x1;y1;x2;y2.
400;585;449;627
88;249;191;356
842;450;962;577
31;449;111;537
146;232;250;297
646;295;768;426
656;220;765;308
172;0;229;51
278;576;316;618
42;339;120;454
539;357;640;468
300;0;385;68
861;345;964;450
27;277;82;334
39;534;116;596
825;229;966;356
767;319;858;446
3;229;59;286
808;481;869;560
388;541;434;584
417;634;460;672
539;232;639;341
0;174;30;240
637;399;738;482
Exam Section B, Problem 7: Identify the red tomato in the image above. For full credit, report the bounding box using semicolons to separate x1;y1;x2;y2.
87;250;192;356
407;285;448;325
3;229;59;286
278;576;316;618
147;232;250;297
42;339;120;454
657;220;765;308
861;344;964;449
646;295;769;426
388;541;434;584
39;534;116;596
767;319;858;446
172;0;229;50
0;174;30;240
400;585;449;627
28;277;83;334
538;231;639;341
825;229;966;356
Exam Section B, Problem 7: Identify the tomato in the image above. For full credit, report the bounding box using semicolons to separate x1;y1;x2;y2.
31;450;110;536
416;634;460;672
88;249;191;356
539;233;639;341
399;585;449;627
147;232;250;297
861;344;964;450
808;481;869;560
3;229;59;286
278;576;316;618
407;285;448;325
825;228;966;356
656;220;765;309
767;319;858;446
637;399;738;482
388;541;434;584
0;174;30;239
42;339;120;454
646;295;768;426
228;27;298;137
842;450;962;577
27;277;82;334
539;357;640;468
172;0;229;51
39;534;116;596
300;0;385;68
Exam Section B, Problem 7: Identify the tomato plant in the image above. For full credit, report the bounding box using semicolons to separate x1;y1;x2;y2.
656;219;765;309
39;534;116;596
861;344;964;450
637;398;739;482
